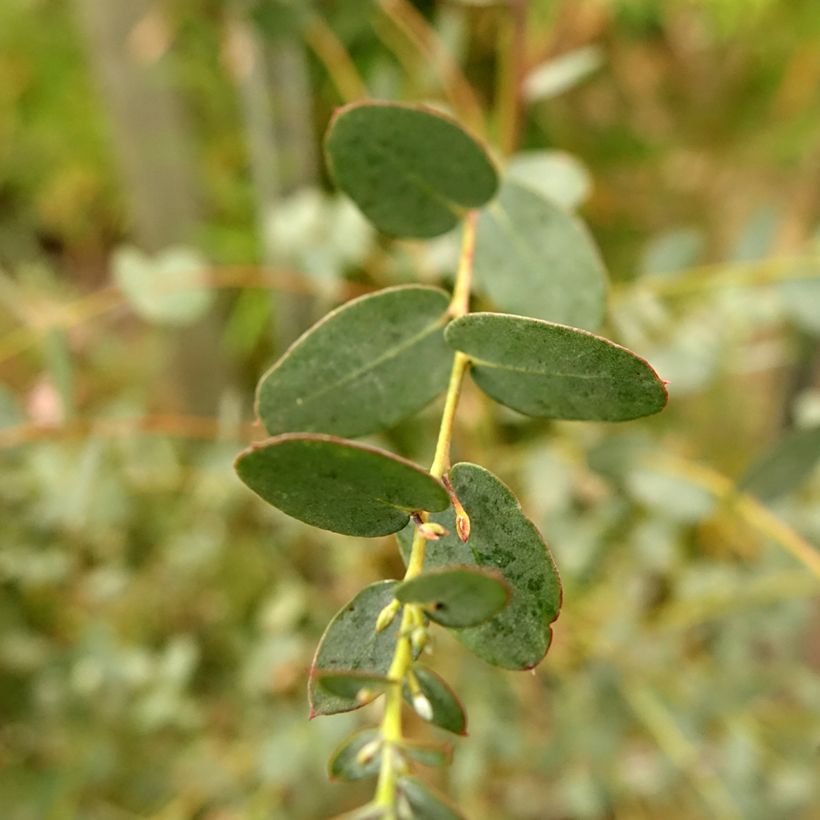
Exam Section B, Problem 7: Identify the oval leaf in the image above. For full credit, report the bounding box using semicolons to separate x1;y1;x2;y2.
740;425;820;501
328;729;382;781
446;313;667;421
235;434;449;537
397;776;464;820
398;463;562;669
257;286;453;438
473;181;607;330
402;666;467;735
316;671;394;704
309;581;400;716
325;101;498;238
394;567;509;627
399;739;453;768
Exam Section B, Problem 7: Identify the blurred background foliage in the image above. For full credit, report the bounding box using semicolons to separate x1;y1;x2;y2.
1;0;820;818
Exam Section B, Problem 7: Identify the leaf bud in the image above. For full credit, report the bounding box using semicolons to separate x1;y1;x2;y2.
356;738;382;766
375;599;400;632
412;693;433;721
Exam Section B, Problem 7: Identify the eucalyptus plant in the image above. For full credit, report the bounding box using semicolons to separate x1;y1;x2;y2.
235;101;667;819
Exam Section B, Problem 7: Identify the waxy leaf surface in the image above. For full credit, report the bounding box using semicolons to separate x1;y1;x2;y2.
235;434;449;537
399;463;561;669
740;425;820;501
328;729;382;781
257;286;452;438
325;101;498;238
309;581;400;716
446;313;668;421
316;671;393;704
473;181;607;330
397;777;464;819
403;666;467;735
394;567;509;627
399;739;453;768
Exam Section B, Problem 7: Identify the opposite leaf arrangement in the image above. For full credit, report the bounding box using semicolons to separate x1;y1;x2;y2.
235;101;667;819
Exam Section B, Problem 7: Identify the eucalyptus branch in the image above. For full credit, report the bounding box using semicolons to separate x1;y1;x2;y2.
374;212;478;814
234;101;666;818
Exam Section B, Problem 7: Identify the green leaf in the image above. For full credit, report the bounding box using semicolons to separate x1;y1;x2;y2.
394;567;509;627
523;45;604;101
325;101;498;238
403;666;467;735
316;671;393;705
446;313;667;422
399;463;561;669
740;426;820;501
256;286;452;438
235;434;449;537
399;739;453;768
397;776;464;819
309;581;400;716
113;245;214;326
472;181;607;330
506;150;592;210
328;729;382;781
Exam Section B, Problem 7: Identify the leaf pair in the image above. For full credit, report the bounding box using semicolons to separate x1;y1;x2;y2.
399;463;562;670
236;296;665;536
308;462;562;704
308;580;469;728
327;101;607;331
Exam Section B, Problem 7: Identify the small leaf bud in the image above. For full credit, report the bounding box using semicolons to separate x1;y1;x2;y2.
375;599;400;632
356;738;382;766
355;687;375;705
410;625;427;655
442;472;471;542
412;693;433;721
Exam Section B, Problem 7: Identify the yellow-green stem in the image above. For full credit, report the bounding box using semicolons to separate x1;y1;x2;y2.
373;211;477;813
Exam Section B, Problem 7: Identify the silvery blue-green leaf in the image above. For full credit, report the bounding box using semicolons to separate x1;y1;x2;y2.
256;286;452;437
325;101;498;238
472;182;607;330
506;150;592;210
328;729;383;781
740;425;820;501
641;228;705;277
397;776;464;819
402;666;467;735
309;581;400;716
446;313;668;421
235;434;449;537
394;567;510;627
113;245;213;326
399;463;561;669
523;45;604;101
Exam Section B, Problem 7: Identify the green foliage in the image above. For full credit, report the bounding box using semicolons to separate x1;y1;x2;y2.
235;101;668;814
113;246;214;326
740;425;820;501
399;463;562;669
309;581;401;716
235;434;449;536
324;102;498;238
329;729;383;781
394;567;510;628
4;3;820;818
446;313;668;421
256;285;452;437
473;181;607;330
396;776;464;819
402;667;467;736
